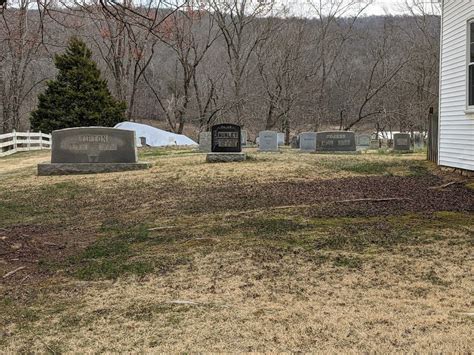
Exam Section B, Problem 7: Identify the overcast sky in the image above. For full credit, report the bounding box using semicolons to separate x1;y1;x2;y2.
368;0;407;15
274;0;440;18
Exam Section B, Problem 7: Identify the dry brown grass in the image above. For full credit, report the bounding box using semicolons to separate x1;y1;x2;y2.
0;148;473;352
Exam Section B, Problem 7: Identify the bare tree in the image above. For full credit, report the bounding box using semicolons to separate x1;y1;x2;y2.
0;0;47;132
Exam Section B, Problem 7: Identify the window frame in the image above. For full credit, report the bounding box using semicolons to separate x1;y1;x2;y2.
467;19;474;111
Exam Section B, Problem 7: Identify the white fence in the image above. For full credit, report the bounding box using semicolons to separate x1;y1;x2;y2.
0;130;51;157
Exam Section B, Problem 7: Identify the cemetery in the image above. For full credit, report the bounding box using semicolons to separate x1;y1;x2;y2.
0;2;473;352
0;142;473;352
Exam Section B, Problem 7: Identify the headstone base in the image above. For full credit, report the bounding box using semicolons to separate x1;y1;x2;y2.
206;152;247;163
38;162;151;176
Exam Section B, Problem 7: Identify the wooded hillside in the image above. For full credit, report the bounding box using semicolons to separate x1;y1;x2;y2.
0;0;440;139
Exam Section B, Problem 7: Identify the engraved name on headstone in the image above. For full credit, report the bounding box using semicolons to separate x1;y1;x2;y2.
51;127;137;163
211;124;242;153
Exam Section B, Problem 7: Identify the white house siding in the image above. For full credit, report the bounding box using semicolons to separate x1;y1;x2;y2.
439;0;474;171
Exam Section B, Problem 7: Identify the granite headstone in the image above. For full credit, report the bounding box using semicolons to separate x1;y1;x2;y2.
38;127;150;175
357;134;371;149
241;130;248;146
277;133;285;146
199;131;212;152
316;131;356;152
393;133;412;151
51;127;137;163
299;132;317;152
211;124;241;153
290;135;300;149
259;131;279;152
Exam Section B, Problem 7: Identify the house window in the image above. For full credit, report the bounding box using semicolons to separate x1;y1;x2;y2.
469;21;474;107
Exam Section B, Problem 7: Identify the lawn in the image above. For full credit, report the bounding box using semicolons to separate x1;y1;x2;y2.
0;148;473;352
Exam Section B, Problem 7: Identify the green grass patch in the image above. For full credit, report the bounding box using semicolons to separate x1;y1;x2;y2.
333;254;363;269
67;225;190;280
318;158;428;176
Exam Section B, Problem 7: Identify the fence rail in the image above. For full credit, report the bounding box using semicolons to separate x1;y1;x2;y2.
0;130;51;157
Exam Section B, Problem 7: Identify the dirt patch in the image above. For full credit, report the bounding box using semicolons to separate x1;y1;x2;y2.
0;224;95;285
181;175;474;217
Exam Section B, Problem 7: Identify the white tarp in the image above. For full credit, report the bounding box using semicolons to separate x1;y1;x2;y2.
114;121;198;147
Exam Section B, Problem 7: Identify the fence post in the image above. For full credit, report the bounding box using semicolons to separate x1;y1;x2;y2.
39;131;43;150
27;130;31;150
12;129;17;152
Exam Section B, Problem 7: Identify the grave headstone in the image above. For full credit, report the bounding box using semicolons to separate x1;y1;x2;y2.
356;134;371;150
241;130;248;146
299;132;317;152
370;139;380;149
315;131;356;152
206;123;246;162
211;123;241;153
414;133;424;149
38;127;150;175
277;132;285;146
199;131;212;152
139;136;147;147
290;135;299;149
393;133;412;151
258;131;279;152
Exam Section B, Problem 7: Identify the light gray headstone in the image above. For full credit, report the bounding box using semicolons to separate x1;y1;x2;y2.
199;131;212;152
393;133;412;151
258;131;279;152
277;133;285;146
299;132;317;152
51;127;137;163
241;130;248;146
316;131;356;152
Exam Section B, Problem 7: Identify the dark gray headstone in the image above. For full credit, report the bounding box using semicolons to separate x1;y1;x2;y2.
51;127;137;163
299;132;317;152
316;131;356;152
393;133;412;151
199;131;212;152
211;124;241;153
290;135;299;149
259;131;278;152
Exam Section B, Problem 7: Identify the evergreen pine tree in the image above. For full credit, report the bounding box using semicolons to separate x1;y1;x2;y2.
30;37;126;133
